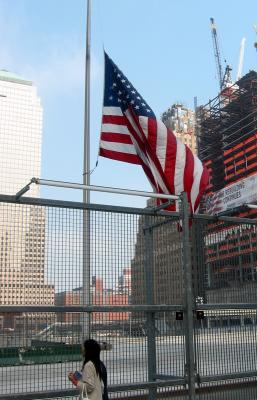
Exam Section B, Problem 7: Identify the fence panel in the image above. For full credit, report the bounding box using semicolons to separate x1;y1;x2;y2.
192;217;257;399
3;195;257;400
0;198;185;400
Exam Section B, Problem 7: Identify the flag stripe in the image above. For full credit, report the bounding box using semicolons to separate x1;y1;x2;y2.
164;124;177;195
194;166;210;212
99;148;141;164
101;132;133;144
103;106;123;116
190;156;203;212
183;146;195;211
101;123;130;135
138;116;149;139
102;114;127;126
174;139;186;195
147;117;157;154
100;140;137;155
156;119;167;171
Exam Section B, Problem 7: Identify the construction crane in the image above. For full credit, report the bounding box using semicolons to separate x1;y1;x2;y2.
210;17;224;91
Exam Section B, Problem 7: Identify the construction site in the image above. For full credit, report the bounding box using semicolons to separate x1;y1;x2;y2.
198;18;257;218
198;71;257;217
195;19;257;303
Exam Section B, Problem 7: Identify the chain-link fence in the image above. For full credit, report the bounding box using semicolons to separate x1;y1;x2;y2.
0;194;257;400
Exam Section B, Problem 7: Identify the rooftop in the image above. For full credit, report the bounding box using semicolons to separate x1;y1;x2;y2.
0;70;32;86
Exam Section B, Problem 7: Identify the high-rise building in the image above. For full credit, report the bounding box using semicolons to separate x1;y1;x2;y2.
0;71;54;329
161;103;197;154
0;71;42;196
131;201;183;308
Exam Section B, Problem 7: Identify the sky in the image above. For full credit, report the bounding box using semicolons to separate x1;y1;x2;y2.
1;0;257;208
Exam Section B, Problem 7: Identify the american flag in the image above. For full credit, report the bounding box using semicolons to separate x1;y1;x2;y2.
205;192;224;215
99;52;209;212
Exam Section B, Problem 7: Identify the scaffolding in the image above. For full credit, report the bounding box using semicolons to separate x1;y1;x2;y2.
198;71;257;207
197;71;257;295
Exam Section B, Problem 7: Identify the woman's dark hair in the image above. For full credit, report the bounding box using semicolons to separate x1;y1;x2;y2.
82;339;103;380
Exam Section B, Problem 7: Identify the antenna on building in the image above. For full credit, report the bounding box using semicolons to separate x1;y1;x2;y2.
237;38;246;81
254;24;257;53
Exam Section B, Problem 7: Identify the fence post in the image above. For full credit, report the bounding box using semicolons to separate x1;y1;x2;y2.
180;192;196;400
191;219;206;301
144;215;157;400
82;209;91;340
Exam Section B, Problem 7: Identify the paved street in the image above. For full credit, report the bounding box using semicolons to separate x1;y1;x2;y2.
1;330;257;397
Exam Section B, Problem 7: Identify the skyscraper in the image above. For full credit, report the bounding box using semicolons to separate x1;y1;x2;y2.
161;103;197;154
0;71;42;196
131;204;183;308
0;71;54;329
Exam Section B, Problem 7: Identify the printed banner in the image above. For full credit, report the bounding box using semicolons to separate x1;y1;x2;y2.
206;173;257;215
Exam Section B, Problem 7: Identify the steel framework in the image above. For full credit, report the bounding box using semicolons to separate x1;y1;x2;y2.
198;70;257;217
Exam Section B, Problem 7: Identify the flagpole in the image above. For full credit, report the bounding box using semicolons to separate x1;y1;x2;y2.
84;0;91;199
82;0;91;340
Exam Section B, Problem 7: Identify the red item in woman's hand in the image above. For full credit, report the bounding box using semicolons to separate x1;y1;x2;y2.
68;372;78;386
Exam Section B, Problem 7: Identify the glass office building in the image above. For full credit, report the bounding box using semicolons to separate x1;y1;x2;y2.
0;71;54;328
0;70;42;196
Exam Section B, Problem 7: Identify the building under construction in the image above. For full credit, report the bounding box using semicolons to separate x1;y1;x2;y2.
198;70;257;217
197;71;257;300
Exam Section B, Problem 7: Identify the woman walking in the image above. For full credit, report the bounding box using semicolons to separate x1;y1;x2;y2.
68;339;104;400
